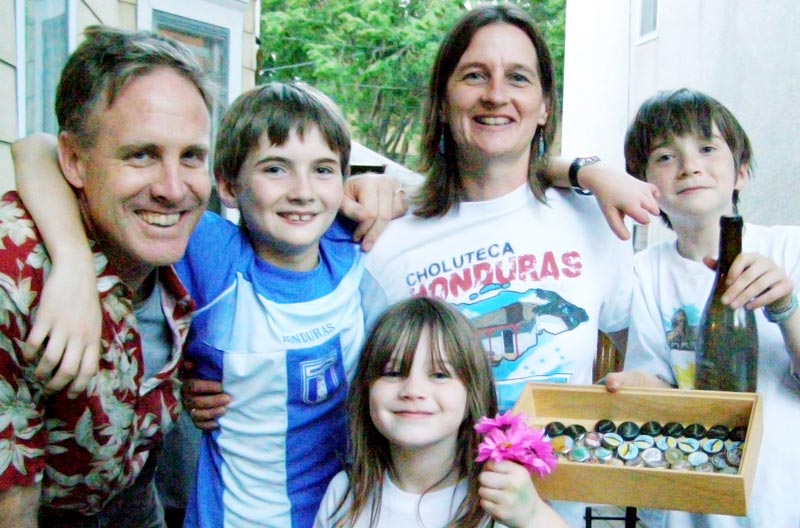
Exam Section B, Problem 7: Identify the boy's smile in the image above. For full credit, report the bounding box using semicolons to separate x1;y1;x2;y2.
220;125;344;271
645;123;748;226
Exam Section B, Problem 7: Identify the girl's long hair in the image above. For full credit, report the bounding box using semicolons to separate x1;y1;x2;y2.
333;297;498;527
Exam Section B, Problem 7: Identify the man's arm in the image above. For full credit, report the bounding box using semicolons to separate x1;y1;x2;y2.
545;157;660;240
12;134;100;397
0;484;41;528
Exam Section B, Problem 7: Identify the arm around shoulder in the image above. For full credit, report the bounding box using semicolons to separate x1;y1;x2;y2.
12;133;101;396
544;156;660;241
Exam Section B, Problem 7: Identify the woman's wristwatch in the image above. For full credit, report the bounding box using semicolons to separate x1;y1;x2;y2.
568;156;601;195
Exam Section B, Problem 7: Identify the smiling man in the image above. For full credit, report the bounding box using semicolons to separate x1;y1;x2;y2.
0;26;211;527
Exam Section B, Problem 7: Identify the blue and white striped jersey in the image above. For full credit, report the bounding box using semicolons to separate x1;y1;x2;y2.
177;212;365;528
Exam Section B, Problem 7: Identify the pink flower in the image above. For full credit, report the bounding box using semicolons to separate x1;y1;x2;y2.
474;410;557;478
475;411;524;434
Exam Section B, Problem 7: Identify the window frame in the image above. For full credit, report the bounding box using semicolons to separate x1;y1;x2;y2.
137;0;246;107
15;0;78;137
636;0;659;45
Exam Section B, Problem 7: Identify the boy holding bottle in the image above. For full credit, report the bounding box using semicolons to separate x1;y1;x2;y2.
607;88;800;526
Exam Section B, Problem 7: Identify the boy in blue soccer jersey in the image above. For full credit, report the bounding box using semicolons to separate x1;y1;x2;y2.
174;82;366;528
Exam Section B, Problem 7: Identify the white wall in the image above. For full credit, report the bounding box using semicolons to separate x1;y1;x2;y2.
562;0;631;168
563;0;800;246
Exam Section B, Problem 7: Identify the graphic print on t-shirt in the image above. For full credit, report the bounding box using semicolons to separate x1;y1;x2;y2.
402;241;591;409
664;304;703;388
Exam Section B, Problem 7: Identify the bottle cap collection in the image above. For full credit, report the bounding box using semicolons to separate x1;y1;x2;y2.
544;419;746;473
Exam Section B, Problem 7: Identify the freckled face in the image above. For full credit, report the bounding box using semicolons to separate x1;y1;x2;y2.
219;125;344;272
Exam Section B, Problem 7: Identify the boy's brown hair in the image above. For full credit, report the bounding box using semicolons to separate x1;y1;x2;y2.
624;88;754;227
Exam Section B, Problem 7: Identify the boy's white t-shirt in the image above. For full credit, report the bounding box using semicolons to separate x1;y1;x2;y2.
626;223;800;527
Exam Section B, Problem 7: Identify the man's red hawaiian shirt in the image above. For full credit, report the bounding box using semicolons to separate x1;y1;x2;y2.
0;192;194;514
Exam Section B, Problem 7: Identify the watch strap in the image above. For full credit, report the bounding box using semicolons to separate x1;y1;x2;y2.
568;156;601;195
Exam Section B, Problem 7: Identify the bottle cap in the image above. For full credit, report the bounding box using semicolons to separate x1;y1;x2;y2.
711;452;731;470
726;442;744;466
545;421;566;438
616;441;640;461
677;437;700;454
584;431;603;448
702;438;725;455
664;448;685;466
670;459;691;471
693;461;714;473
641;447;664;466
729;426;747;442
684;423;707;440
569;445;592;463
687;451;710;466
640;421;662;437
593;447;614;462
594;419;616;434
624;456;644;467
617;421;640;440
564;424;587;441
601;432;623;449
662;422;684;437
655;435;678;451
550;435;574;455
707;424;730;440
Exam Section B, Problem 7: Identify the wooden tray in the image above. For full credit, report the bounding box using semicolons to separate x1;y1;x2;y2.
513;383;762;516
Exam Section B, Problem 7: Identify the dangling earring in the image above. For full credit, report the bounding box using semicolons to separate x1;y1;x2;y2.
537;130;546;158
439;132;446;156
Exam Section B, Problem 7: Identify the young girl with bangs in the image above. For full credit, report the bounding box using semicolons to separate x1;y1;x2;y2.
314;297;565;528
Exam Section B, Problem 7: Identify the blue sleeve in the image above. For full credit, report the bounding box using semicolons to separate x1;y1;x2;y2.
174;211;249;306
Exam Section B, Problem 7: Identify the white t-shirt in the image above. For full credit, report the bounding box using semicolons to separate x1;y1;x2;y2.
626;223;800;527
362;183;633;412
314;472;502;528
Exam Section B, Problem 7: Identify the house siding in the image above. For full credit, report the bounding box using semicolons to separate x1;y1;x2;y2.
563;0;800;245
0;0;258;194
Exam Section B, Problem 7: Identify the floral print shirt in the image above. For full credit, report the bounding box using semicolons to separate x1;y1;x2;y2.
0;192;194;515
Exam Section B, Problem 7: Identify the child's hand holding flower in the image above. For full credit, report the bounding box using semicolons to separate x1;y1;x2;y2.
475;410;558;478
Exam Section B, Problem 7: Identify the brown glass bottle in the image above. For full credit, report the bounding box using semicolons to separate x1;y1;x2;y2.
694;215;758;392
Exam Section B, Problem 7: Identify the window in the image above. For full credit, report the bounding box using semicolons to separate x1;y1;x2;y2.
152;11;230;130
639;0;658;40
138;0;244;111
138;0;246;215
22;0;69;134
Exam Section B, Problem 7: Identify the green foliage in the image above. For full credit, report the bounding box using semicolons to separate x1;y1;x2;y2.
258;0;566;167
